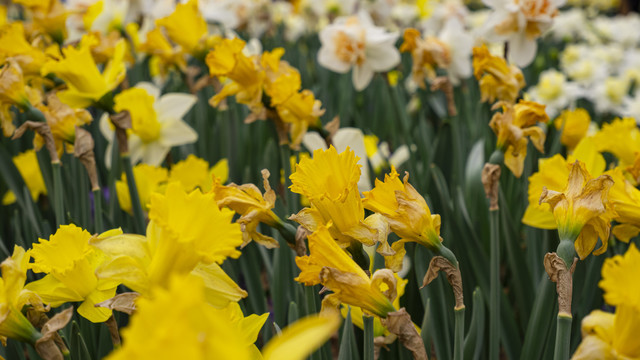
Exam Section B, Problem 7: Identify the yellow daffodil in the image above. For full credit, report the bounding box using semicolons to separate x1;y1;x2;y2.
0;246;45;345
472;45;525;104
523;138;605;230
261;312;342;360
206;37;266;115
14;0;67;41
295;224;397;318
116;163;168;214
0;59;32;111
212;170;281;249
168;155;228;193
604;168;640;243
539;160;616;262
572;244;640;359
34;92;92;155
490;100;549;177
363;167;454;270
554;108;591;152
289;146;391;255
101;82;197;167
0;23;46;75
340;273;413;341
156;0;208;58
105;275;266;360
592;117;640;167
25;225;120;323
139;27;187;72
400;28;450;88
2;150;47;205
276;90;324;149
92;182;244;297
41;34;126;108
82;0;128;34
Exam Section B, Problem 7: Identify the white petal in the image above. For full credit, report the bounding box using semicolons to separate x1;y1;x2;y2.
507;35;537;67
128;136;144;165
155;93;197;121
352;64;374;91
365;45;400;71
99;113;114;141
318;46;351;73
104;141;113;169
141;142;170;167
160;120;198;146
134;82;161;100
301;132;328;152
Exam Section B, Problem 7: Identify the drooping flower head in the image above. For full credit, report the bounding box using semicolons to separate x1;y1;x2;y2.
0;246;44;345
472;45;525;104
34;92;93;155
295;225;397;318
213;169;282;249
25;225;120;322
539;160;616;261
490;100;549;177
362;167;455;270
317;11;400;91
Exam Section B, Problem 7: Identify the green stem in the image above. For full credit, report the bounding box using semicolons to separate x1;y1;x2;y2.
553;314;572;360
92;188;104;233
363;315;374;360
52;162;65;226
557;239;576;270
348;241;370;272
454;307;465;360
121;154;146;234
273;219;297;248
489;208;500;360
437;245;458;268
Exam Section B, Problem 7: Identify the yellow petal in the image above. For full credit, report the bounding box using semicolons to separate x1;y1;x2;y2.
262;313;341;360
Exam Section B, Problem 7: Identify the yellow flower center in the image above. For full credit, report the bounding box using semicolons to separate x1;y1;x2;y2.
114;88;161;143
537;72;564;101
333;28;366;66
604;78;628;105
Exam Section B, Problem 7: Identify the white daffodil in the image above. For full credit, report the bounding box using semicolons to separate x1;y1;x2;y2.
590;76;631;115
482;0;565;67
527;69;582;119
623;91;640;123
437;18;473;85
317;11;401;91
100;82;197;167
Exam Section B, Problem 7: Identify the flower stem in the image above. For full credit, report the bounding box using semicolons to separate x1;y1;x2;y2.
92;188;104;233
489;208;500;360
52;161;65;226
121;154;146;234
553;314;572;360
454;306;465;360
363;315;374;360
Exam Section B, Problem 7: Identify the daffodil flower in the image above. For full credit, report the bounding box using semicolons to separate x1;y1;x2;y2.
2;150;47;205
25;225;121;323
317;11;400;91
91;182;245;302
115;163;168;214
539;160;616;263
604;168;640;243
295;224;397;318
100;82;197;167
363;166;456;270
523;138;605;230
482;0;565;66
156;0;208;58
472;45;525;104
593;117;640;167
553;108;591;151
490;100;549;177
40;34;126;109
572;244;640;359
0;246;45;345
289;146;392;257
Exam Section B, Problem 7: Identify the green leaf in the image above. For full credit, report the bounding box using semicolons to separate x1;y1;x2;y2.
338;307;359;360
463;288;485;360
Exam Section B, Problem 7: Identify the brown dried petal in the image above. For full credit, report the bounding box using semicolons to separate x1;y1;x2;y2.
482;163;501;210
544;253;577;316
382;308;427;360
12;121;59;163
422;256;464;310
74;127;99;190
94;292;139;315
35;307;74;360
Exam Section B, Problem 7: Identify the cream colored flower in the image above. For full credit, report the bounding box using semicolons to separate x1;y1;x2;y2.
318;11;400;91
